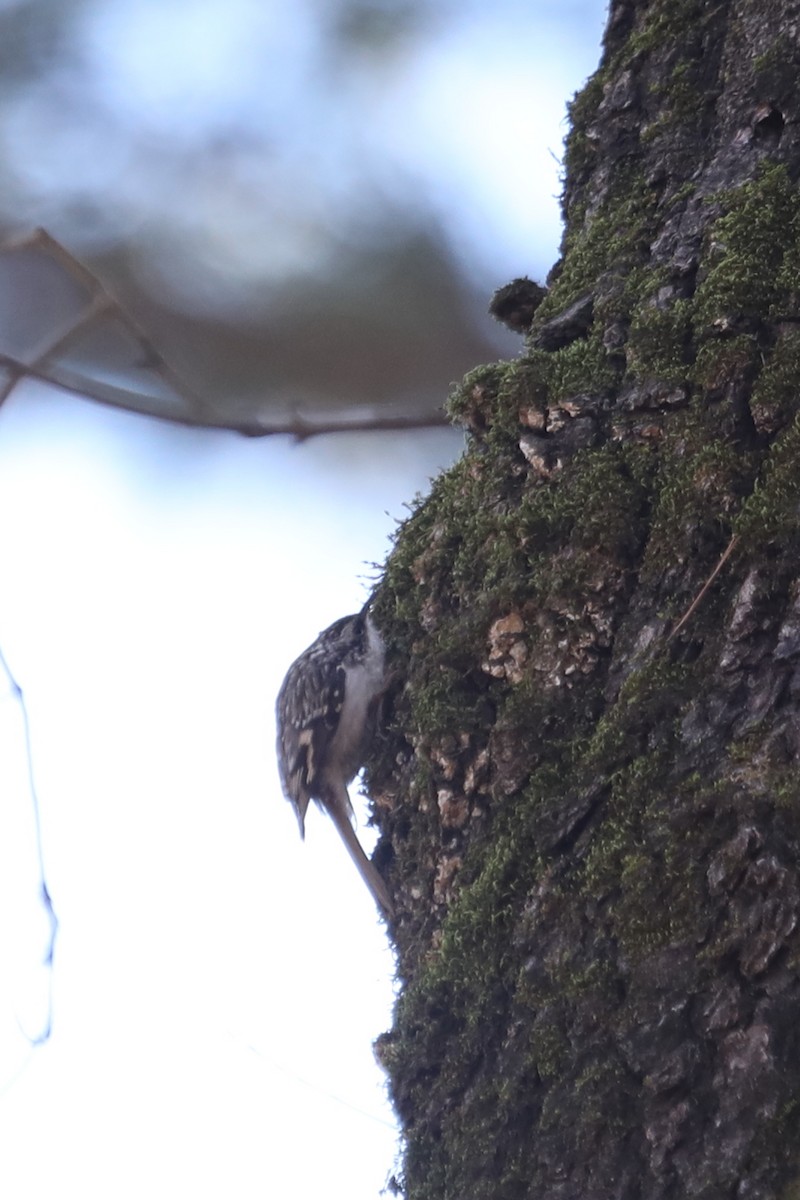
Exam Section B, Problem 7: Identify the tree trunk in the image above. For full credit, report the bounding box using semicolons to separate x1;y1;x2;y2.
369;1;800;1196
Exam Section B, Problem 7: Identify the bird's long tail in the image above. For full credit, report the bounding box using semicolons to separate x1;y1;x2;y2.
327;786;394;919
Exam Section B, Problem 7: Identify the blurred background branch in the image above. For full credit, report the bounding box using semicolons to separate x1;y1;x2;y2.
0;0;602;435
2;228;458;436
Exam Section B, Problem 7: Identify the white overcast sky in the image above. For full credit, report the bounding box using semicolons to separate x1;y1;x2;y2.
0;2;607;1197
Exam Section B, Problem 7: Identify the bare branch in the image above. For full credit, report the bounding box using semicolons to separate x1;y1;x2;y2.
0;350;451;437
0;229;453;439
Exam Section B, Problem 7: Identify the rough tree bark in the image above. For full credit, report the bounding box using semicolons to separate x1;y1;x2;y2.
368;2;800;1196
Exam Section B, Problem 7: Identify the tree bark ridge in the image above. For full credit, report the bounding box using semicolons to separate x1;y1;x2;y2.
369;2;800;1196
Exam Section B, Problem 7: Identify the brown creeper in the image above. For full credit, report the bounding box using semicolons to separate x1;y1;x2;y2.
276;607;394;919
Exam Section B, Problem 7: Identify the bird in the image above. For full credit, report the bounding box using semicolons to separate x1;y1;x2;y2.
275;605;394;919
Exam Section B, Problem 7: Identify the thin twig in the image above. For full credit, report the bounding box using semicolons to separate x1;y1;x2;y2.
0;642;58;1045
0;293;112;406
668;534;740;642
1;228;211;422
240;1037;397;1130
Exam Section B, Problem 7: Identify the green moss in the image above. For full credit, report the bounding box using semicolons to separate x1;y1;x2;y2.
642;56;705;135
446;362;510;433
735;410;800;547
640;410;752;580
448;352;553;452
627;296;692;383
548;334;618;403
749;327;800;433
562;72;607;187
692;334;760;395
527;1019;570;1081
435;834;534;998
537;171;658;319
381;450;519;612
623;0;712;57
495;354;550;431
583;757;706;954
381;424;656;762
772;770;800;811
772;204;800;319
518;442;654;563
694;162;800;330
565;72;605;137
670;181;697;206
446;355;556;450
408;659;484;739
590;644;696;775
